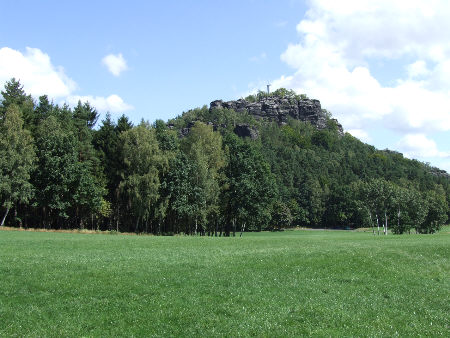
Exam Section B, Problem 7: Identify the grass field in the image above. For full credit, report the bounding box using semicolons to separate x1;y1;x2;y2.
0;228;449;337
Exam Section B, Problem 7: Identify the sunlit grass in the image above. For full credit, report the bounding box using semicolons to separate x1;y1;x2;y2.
0;228;448;336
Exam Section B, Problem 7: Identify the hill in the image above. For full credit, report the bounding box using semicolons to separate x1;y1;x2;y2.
0;80;448;234
166;89;449;233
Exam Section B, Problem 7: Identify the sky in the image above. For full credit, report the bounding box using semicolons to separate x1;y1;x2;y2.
1;0;449;172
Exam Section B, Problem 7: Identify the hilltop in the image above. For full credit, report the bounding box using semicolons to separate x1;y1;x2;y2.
1;79;448;234
210;95;343;135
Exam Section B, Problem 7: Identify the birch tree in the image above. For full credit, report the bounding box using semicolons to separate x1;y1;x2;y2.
0;105;35;226
181;122;225;235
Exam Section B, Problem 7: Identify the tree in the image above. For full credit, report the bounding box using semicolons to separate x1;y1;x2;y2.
165;152;201;234
299;177;327;227
73;101;99;129
389;184;411;235
93;113;121;230
271;201;293;230
0;78;35;130
311;130;333;150
0;105;36;226
324;183;363;228
33;116;79;226
223;133;277;235
154;119;178;152
420;185;448;234
181;122;226;234
1;78;27;117
406;188;428;234
120;122;167;232
356;179;394;235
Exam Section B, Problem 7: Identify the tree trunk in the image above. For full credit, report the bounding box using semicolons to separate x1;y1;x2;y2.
14;207;20;228
384;211;388;235
1;207;10;227
240;223;246;237
369;211;374;235
376;213;380;236
116;205;120;232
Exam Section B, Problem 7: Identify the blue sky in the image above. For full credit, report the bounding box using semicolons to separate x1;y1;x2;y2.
1;0;450;172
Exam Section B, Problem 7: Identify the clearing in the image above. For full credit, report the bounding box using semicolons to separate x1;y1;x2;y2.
0;228;449;336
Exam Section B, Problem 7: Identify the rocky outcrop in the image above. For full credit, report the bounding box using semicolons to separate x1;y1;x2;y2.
233;124;259;140
175;96;344;139
210;97;344;135
429;167;450;179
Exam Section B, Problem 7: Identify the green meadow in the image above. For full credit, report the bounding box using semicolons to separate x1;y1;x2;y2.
0;228;449;337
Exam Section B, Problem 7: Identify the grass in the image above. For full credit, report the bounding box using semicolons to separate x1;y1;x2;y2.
0;227;449;337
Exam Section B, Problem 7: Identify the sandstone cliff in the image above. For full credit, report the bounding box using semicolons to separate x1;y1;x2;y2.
210;96;344;135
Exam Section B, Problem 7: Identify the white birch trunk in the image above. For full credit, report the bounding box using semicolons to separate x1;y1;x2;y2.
384;211;388;235
1;207;10;227
369;211;374;235
240;223;246;237
376;214;380;236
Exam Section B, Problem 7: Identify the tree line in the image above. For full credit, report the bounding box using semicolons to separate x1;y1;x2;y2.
0;79;448;235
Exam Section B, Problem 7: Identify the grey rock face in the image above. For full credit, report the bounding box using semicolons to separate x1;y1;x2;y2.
210;97;344;135
429;167;450;179
233;124;259;140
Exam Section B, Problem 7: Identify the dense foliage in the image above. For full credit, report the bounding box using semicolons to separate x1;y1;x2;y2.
0;79;448;234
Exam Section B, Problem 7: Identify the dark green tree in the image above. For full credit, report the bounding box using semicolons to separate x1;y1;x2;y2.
0;78;35;130
271;201;293;230
33;116;79;226
223;133;277;235
120;122;167;232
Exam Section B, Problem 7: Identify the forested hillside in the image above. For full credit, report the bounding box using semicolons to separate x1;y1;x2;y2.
0;79;448;235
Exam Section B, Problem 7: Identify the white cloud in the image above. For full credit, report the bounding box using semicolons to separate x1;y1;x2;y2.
439;161;450;173
0;47;76;98
249;52;267;63
102;53;128;76
407;60;429;78
272;0;450;136
297;0;450;62
347;129;371;143
0;47;133;114
66;94;133;113
268;0;450;170
275;21;288;28
396;134;449;159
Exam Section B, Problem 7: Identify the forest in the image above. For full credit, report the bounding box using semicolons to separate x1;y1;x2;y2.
0;78;448;235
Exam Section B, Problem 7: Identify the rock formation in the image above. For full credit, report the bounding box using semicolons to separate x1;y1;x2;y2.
210;96;344;135
173;96;344;139
233;124;259;140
